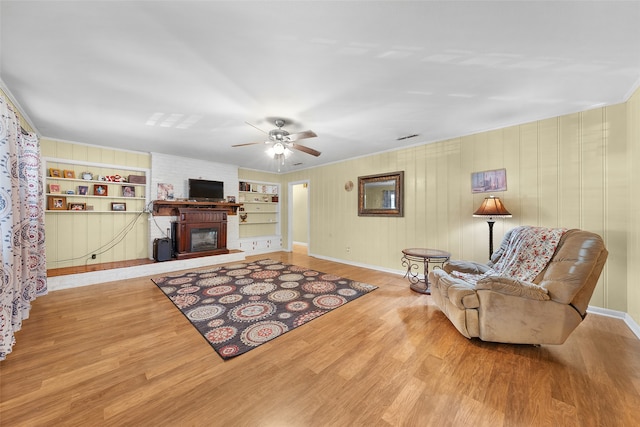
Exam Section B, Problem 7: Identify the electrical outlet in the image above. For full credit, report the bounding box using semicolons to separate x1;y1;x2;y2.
346;246;351;253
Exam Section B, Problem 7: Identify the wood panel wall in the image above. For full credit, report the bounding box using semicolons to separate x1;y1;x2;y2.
279;101;630;315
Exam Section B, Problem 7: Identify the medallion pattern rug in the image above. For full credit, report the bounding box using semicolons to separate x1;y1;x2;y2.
151;259;377;359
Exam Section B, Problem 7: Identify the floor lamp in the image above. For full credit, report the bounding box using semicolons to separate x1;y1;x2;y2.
473;195;512;259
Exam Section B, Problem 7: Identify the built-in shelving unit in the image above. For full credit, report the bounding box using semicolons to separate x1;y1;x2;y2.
44;158;149;214
43;157;152;269
238;180;282;254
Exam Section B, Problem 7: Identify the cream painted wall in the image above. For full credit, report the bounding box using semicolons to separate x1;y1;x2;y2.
41;139;151;269
628;86;640;324
292;184;308;244
281;102;630;316
8;83;639;323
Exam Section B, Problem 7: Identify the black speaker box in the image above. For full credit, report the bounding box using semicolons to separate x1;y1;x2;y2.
153;238;172;262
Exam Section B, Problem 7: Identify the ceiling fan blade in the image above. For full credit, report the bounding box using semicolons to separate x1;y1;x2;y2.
287;130;317;142
231;141;266;147
245;121;268;134
291;143;321;157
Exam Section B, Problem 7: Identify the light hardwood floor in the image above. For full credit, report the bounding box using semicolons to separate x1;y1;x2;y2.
2;250;639;426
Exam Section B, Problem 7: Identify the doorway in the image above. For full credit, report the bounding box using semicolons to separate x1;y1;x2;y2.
288;180;310;255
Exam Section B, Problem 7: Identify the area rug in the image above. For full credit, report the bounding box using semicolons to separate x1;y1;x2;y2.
151;259;377;359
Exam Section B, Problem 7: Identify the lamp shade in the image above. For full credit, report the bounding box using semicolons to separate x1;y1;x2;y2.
473;195;512;218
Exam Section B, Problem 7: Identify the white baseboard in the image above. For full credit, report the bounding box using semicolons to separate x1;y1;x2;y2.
239;247;284;256
587;306;640;340
48;249;640;342
47;252;246;291
310;252;406;277
311;252;640;341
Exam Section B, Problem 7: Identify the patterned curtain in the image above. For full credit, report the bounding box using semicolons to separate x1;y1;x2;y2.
0;96;47;360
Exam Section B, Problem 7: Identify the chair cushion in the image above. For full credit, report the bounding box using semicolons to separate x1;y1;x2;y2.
430;269;479;309
444;260;491;275
476;276;550;301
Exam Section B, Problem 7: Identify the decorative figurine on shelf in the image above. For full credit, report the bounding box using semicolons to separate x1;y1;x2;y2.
239;207;248;223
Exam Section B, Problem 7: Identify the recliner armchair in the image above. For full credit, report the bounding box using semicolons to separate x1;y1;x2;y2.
428;226;608;345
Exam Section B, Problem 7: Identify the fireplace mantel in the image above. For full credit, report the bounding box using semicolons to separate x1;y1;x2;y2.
152;200;241;216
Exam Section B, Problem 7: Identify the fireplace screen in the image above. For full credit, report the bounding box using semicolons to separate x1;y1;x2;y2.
190;227;218;252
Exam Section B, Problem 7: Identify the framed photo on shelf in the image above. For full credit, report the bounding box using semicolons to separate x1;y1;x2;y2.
48;196;67;210
94;184;108;196
49;168;62;178
111;202;126;211
68;202;86;211
78;185;88;195
227;195;236;203
63;170;76;179
49;184;61;194
157;183;174;200
122;185;135;197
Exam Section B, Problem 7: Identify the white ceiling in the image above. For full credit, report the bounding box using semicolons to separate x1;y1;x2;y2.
2;1;640;173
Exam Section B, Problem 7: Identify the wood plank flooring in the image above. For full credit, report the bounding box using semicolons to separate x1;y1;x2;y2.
2;250;639;426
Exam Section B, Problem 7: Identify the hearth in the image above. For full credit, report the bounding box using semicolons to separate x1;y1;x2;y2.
172;208;229;259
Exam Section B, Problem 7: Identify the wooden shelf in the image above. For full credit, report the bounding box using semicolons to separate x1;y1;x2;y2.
47;177;146;186
46;193;146;201
46;210;144;213
152;200;242;216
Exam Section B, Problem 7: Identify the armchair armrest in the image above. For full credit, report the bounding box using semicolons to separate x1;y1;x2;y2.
476;276;550;301
444;260;491;275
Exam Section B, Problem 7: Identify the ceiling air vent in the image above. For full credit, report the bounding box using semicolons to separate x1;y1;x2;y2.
396;134;419;141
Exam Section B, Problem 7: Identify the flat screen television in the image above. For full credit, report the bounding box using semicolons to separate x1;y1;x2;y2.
188;179;224;202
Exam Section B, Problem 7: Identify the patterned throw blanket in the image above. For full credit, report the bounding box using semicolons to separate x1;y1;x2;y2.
452;226;567;285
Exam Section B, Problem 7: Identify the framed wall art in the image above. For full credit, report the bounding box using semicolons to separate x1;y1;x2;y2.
471;168;507;193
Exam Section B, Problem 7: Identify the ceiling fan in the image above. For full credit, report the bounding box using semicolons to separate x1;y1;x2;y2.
232;119;321;157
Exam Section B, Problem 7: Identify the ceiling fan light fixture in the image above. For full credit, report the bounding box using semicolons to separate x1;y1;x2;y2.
273;142;286;155
235;119;321;170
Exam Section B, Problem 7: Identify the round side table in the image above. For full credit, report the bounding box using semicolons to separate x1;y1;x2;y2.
401;248;451;294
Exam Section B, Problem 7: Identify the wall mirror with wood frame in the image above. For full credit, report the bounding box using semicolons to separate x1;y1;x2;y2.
358;171;404;217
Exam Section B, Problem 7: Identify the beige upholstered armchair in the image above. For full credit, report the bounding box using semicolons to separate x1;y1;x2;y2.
428;226;608;345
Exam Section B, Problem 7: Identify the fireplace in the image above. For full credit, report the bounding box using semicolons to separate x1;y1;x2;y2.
190;227;218;252
172;208;229;259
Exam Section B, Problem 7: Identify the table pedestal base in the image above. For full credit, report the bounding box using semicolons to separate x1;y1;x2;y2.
401;248;451;295
410;282;431;295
